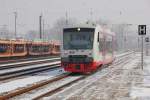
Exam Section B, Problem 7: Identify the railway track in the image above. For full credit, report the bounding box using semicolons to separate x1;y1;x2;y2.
113;51;135;66
0;57;60;70
0;57;60;81
0;51;134;100
46;52;135;100
0;61;60;81
0;56;59;64
33;51;135;100
0;73;70;100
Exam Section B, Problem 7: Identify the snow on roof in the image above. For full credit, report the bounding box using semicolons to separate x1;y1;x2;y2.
64;23;97;29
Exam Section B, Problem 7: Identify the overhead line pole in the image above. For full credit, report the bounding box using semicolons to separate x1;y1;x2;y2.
39;15;42;39
43;19;44;41
65;11;68;25
14;12;17;39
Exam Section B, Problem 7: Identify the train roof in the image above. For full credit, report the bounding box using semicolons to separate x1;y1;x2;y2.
64;23;97;29
64;24;115;36
0;39;27;44
0;39;11;44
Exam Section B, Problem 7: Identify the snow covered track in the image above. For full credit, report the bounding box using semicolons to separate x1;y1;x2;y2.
0;73;70;100
45;52;136;100
0;57;60;70
31;75;86;100
0;51;134;100
113;51;135;66
0;61;60;81
44;52;135;100
0;56;59;64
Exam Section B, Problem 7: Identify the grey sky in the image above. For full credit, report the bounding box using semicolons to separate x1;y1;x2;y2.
0;0;150;34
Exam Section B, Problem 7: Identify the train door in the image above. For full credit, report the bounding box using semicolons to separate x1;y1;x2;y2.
93;30;104;65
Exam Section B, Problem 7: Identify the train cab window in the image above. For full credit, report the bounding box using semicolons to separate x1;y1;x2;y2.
63;28;94;50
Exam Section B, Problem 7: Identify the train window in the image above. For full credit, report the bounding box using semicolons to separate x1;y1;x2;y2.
97;32;100;42
106;36;113;53
0;44;8;53
43;45;49;52
32;45;41;53
14;44;25;53
63;31;94;50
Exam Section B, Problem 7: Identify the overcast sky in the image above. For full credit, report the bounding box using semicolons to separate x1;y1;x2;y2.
0;0;150;34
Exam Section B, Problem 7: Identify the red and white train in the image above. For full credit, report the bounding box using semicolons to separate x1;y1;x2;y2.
61;24;115;73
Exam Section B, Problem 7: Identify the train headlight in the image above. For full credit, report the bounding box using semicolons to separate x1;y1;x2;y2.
77;28;80;31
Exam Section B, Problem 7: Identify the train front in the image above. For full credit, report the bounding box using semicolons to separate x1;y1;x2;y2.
61;27;95;73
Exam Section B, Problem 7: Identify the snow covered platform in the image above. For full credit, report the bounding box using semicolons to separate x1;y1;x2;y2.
46;53;150;100
130;55;150;100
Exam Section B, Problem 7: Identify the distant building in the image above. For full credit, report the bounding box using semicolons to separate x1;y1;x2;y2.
0;25;14;39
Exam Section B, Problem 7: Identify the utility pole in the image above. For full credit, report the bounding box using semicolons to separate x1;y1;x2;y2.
14;12;17;39
138;37;140;51
141;35;144;70
42;19;45;41
65;11;68;25
39;15;42;39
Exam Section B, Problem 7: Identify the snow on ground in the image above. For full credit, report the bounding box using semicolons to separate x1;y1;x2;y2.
0;68;65;94
130;55;150;100
44;53;145;100
115;51;134;58
46;66;110;100
11;76;82;100
1;51;146;100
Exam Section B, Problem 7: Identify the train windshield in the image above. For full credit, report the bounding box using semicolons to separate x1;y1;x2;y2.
63;28;94;50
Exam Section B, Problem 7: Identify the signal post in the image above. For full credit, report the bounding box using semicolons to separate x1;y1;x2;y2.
138;25;146;70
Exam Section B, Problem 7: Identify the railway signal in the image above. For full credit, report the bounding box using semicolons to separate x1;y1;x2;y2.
138;25;146;70
138;25;146;35
145;37;149;42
